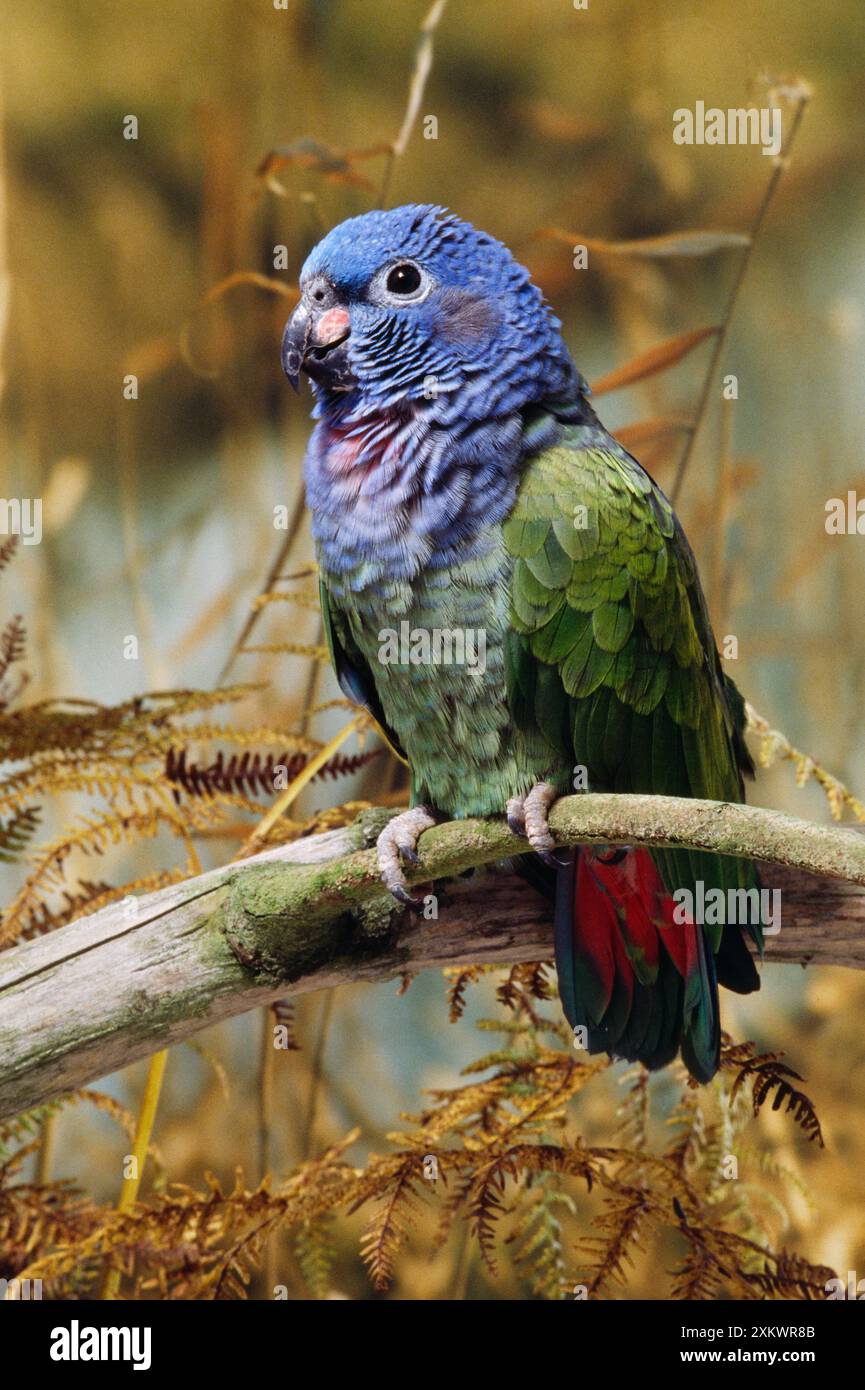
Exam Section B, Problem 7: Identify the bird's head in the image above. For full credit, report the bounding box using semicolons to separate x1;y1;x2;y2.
282;204;581;423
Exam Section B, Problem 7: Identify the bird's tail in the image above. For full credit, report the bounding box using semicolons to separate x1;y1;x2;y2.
554;846;759;1083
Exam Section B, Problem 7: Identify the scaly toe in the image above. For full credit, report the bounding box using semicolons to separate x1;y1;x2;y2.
523;782;559;865
376;806;436;910
506;795;526;838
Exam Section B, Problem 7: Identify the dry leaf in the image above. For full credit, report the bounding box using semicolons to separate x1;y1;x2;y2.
539;227;750;259
612;416;692;450
591;326;718;396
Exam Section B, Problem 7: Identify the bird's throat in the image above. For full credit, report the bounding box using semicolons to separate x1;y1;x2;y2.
305;403;527;591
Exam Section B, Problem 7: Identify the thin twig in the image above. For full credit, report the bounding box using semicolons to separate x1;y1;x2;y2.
671;93;810;503
100;1049;168;1299
35;1111;56;1187
707;392;734;625
216;491;308;687
259;1003;278;1295
302;992;335;1161
378;0;450;208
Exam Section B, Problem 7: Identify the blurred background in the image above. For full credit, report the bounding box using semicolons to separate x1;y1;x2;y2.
1;0;864;1298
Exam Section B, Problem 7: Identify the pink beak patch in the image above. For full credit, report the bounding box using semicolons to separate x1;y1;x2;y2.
312;307;351;347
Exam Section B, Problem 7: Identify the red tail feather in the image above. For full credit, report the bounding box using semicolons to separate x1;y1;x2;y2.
576;847;695;990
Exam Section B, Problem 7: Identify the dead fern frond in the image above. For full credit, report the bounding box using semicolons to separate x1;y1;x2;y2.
746;702;865;822
722;1041;824;1146
0;1179;98;1281
744;1249;837;1300
0;801;233;948
0;805;41;862
0;686;258;763
616;1067;651;1153
0;615;27;686
443;963;489;1021
165;745;383;801
16;1130;363;1295
670;1206;801;1301
357;1155;426;1291
496;961;554;1017
0;535;19;574
576;1186;653;1296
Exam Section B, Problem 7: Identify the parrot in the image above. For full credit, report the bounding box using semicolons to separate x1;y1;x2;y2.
281;203;762;1083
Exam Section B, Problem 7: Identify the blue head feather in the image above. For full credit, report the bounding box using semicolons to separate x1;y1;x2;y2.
298;203;582;423
291;205;591;590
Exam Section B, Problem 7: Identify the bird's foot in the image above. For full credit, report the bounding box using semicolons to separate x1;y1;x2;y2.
376;805;436;910
506;782;560;867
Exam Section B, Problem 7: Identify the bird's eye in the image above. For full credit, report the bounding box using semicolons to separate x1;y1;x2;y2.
386;263;422;296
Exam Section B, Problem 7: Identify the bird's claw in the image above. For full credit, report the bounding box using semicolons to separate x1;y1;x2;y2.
506;795;526;838
511;782;560;867
376;806;436;911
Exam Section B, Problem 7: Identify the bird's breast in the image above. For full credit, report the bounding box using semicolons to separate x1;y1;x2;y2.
331;543;559;817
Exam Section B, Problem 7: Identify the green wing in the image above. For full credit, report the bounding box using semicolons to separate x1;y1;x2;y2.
319;577;407;764
503;434;760;956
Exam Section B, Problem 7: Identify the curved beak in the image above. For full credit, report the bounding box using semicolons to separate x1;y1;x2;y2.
281;302;352;392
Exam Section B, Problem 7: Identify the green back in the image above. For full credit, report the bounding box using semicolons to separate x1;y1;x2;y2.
502;432;760;954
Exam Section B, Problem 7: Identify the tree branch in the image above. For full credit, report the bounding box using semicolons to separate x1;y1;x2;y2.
0;793;863;1122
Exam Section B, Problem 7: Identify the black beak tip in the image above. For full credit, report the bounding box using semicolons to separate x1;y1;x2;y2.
282;345;302;393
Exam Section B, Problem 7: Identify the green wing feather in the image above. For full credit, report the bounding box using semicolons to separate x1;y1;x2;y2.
503;434;761;958
319;577;407;764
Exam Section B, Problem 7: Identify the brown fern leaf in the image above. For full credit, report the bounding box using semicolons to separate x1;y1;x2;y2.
0;802;230;948
209;1211;279;1300
0;616;26;686
0;535;19;573
430;1168;475;1253
0;1180;98;1281
18;1132;362;1295
0;755;161;813
670;1231;726;1300
577;1187;652;1296
496;961;554;1017
467;1143;595;1278
723;1042;824;1146
444;964;487;1021
165;746;305;800
744;1249;838;1300
358;1156;424;1291
0;805;41;863
467;1156;510;1276
670;1203;800;1301
14;879;114;941
0;686;257;763
165;745;383;801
